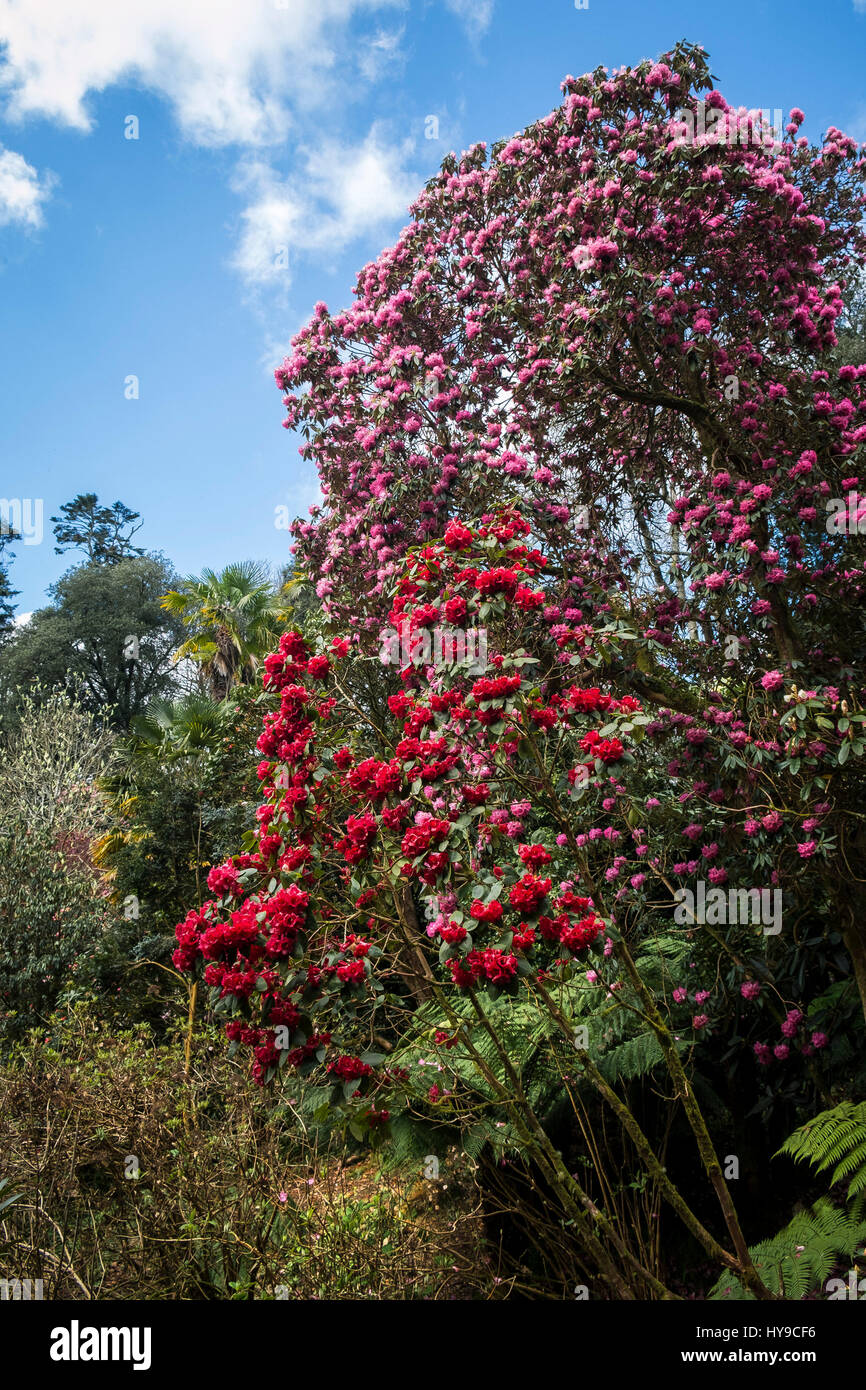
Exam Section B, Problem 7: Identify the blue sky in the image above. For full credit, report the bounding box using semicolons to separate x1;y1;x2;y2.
1;0;864;615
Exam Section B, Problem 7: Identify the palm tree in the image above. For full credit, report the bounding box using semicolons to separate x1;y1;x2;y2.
160;561;288;700
128;692;233;758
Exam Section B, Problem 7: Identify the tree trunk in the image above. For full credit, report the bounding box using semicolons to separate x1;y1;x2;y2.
842;918;866;1026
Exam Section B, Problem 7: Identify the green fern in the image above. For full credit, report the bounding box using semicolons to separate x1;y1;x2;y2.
595;1030;665;1083
709;1198;866;1300
776;1102;866;1202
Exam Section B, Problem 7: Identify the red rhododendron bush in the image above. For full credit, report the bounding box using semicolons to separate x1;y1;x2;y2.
174;44;866;1298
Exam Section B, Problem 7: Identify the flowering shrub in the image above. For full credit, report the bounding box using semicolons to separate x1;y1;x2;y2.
175;515;629;1076
172;500;863;1297
174;42;866;1296
280;44;865;650
274;40;866;1030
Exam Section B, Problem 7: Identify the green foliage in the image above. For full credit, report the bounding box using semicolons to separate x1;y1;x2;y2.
830;268;866;369
709;1199;866;1300
777;1101;866;1202
130;692;235;756
50;493;144;565
0;531;18;640
583;934;688;1084
0;691;116;1040
160;561;289;701
0;1176;22;1215
0;555;185;731
94;686;262;983
596;1031;666;1085
0;568;16;640
0;687;115;836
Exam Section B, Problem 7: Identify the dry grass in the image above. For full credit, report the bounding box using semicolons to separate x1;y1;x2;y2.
0;1007;491;1300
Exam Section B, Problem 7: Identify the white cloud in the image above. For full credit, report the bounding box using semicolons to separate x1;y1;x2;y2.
304;128;418;243
231;161;304;286
0;0;435;319
0;145;53;228
854;0;866;13
231;128;418;288
443;0;494;40
0;0;398;146
358;26;406;82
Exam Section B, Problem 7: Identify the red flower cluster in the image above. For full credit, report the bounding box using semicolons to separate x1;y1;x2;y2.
579;730;625;763
207;861;241;897
327;1055;373;1082
443;520;474;550
508;873;552;913
449;948;519;988
172;518;628;1100
346;757;403;800
472;675;522;703
559;917;605;953
401;818;452;857
469;898;504;923
337;812;378;864
518;844;552;868
475;568;521;599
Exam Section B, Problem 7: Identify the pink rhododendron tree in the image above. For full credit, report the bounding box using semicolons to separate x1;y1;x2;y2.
174;43;866;1297
276;41;866;1013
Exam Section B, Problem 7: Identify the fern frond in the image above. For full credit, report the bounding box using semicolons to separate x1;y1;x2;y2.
709;1198;866;1300
777;1102;866;1199
595;1030;664;1083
